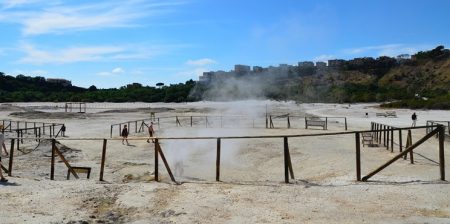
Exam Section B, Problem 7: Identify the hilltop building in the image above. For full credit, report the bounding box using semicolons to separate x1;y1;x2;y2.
253;66;264;73
298;61;314;67
328;59;346;67
234;64;251;75
315;61;327;68
46;78;72;87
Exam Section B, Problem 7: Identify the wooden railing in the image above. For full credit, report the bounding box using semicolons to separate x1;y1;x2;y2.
110;115;348;137
267;115;347;130
2;124;444;184
1;119;65;138
426;120;450;135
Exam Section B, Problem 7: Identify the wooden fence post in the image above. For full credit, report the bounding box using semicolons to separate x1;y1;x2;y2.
399;129;403;152
376;123;379;141
386;126;391;150
16;131;20;151
355;132;361;181
304;117;307;129
110;125;113;138
344;117;347;130
154;139;159;181
284;137;289;183
99;139;107;181
439;126;445;181
390;127;394;153
408;130;414;164
378;124;382;143
216;138;221;181
51;139;55;180
283;137;294;183
404;130;410;160
155;142;177;183
8;139;15;176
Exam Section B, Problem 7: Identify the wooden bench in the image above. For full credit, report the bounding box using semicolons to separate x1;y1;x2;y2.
67;166;91;180
361;132;374;147
376;113;386;117
385;111;397;117
305;120;327;130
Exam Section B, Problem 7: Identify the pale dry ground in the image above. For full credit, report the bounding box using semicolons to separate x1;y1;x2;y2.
0;101;449;224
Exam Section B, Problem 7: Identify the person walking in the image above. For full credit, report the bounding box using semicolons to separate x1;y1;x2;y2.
147;122;155;143
411;112;417;127
121;125;129;145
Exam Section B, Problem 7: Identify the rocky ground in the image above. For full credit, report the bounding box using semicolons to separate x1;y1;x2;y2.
0;101;449;223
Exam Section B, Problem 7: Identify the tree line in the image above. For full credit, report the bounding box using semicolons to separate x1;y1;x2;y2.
0;74;198;103
2;46;450;109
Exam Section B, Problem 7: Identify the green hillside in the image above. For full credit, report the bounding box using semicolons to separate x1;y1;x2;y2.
2;46;450;109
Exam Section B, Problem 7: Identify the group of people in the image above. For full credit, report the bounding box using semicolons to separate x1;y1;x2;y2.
121;122;155;145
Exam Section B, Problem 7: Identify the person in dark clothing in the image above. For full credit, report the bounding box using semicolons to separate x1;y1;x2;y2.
411;113;417;127
121;125;129;145
61;124;66;137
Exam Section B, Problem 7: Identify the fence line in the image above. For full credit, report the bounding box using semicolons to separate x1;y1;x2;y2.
426;120;450;135
2;124;445;184
110;115;348;137
64;102;86;113
1;119;65;138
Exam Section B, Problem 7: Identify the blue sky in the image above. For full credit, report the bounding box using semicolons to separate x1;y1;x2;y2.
0;0;449;88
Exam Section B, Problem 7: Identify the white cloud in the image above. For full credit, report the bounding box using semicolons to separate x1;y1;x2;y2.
17;43;179;65
175;67;208;78
1;0;51;9
112;67;124;74
343;44;433;57
186;58;217;66
0;0;186;35
18;43;124;64
97;67;125;76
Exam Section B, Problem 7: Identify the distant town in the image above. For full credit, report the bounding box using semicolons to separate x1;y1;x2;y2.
199;54;412;84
